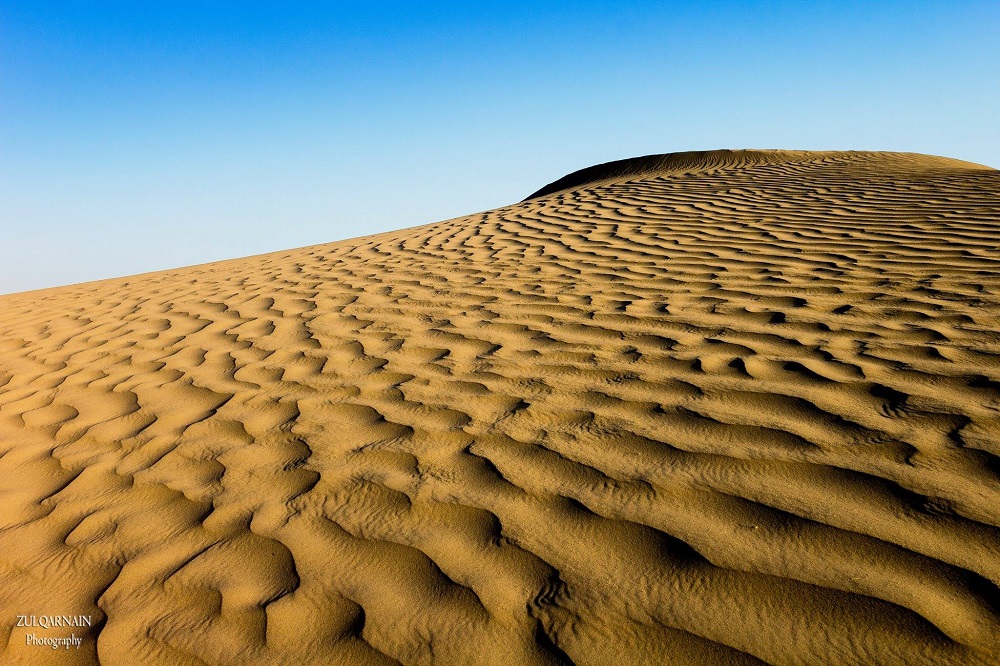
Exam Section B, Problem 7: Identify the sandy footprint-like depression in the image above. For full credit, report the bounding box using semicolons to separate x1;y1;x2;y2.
1;149;999;665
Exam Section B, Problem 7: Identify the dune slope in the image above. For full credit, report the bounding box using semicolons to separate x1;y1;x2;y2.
1;150;999;665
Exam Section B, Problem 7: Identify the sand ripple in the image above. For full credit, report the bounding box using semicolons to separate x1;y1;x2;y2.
1;150;999;665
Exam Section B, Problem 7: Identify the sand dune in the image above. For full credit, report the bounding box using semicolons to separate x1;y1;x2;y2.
1;149;999;665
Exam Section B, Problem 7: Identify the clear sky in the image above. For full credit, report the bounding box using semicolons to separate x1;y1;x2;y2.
2;1;997;294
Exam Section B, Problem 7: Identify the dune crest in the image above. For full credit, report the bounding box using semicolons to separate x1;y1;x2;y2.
524;149;994;199
1;150;999;665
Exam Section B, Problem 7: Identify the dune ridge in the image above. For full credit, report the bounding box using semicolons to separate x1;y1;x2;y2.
1;150;999;665
523;149;994;200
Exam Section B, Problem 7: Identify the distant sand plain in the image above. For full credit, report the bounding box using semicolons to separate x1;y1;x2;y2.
1;150;998;665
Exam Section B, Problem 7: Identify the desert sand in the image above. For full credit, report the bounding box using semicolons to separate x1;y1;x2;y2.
1;149;998;665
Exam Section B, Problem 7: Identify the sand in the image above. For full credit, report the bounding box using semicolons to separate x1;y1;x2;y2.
1;149;998;665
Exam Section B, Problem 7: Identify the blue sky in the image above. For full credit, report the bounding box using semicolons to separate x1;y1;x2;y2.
2;1;997;294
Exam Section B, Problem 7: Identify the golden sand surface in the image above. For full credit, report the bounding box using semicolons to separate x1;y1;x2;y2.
1;150;998;665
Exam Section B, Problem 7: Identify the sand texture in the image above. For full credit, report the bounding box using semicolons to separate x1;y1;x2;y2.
1;149;999;665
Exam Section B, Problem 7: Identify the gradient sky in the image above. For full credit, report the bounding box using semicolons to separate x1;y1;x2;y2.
2;1;997;294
